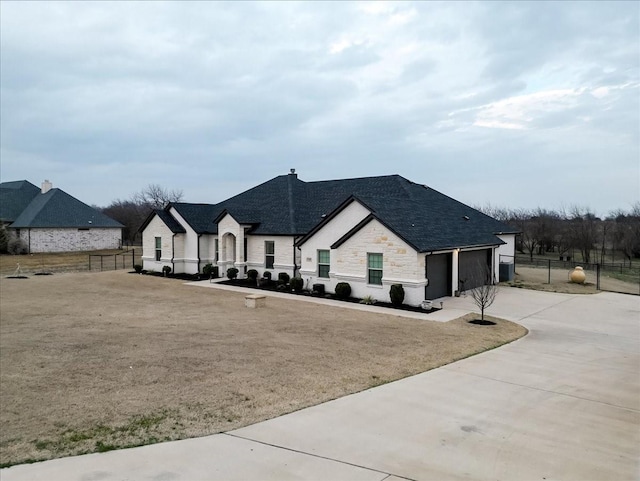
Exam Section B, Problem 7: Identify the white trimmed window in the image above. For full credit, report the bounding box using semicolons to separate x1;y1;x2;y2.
367;253;383;285
265;241;275;269
155;237;162;261
318;250;330;278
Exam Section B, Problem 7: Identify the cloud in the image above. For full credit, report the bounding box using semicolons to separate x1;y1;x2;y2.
0;1;638;215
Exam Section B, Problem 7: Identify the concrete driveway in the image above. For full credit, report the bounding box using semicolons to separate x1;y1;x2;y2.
2;288;638;481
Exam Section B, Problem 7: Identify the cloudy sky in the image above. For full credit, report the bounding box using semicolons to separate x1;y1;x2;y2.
1;1;638;216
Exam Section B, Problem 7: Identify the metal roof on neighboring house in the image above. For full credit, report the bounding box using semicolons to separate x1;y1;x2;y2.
148;173;518;253
9;188;124;229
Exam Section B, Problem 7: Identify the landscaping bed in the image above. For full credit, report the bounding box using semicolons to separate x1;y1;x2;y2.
220;278;440;314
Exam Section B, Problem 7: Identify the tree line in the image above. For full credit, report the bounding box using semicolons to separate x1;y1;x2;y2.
476;203;640;266
100;184;183;245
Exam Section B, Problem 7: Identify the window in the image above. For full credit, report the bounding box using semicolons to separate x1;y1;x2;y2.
265;241;275;269
318;250;330;278
155;237;162;261
214;239;219;263
367;253;383;285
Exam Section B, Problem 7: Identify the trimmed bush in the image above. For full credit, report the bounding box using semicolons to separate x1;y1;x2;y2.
312;283;325;295
263;271;272;280
390;283;405;306
247;269;259;283
162;265;172;276
203;263;214;277
278;272;290;284
335;282;351;299
134;264;143;274
290;277;304;293
227;267;239;280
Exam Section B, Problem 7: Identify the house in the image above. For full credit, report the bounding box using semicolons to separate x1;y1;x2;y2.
140;171;517;306
0;180;123;253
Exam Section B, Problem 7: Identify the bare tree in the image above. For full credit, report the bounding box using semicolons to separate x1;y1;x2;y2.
132;184;184;210
569;205;599;264
100;185;184;245
470;262;498;321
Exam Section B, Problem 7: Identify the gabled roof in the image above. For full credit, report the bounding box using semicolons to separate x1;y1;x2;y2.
155;209;187;233
10;188;123;229
145;173;518;251
0;180;40;223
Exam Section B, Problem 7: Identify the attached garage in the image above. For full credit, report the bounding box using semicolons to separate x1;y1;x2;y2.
424;253;452;300
458;249;492;292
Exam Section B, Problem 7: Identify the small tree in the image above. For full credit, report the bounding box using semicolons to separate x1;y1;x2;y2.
470;262;498;321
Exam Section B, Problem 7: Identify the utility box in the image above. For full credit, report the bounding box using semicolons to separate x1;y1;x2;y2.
499;262;515;282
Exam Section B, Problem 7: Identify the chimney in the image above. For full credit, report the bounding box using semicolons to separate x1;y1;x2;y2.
289;168;297;178
42;180;52;194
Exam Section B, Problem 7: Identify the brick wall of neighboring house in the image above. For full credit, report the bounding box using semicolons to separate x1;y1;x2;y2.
17;228;121;253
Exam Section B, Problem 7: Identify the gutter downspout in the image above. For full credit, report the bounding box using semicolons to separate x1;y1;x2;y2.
197;234;202;273
28;228;31;254
171;234;176;274
293;236;299;277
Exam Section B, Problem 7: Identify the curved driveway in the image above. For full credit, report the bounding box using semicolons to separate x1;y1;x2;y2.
3;288;639;481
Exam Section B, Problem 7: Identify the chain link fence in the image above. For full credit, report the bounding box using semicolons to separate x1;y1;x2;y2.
514;256;640;295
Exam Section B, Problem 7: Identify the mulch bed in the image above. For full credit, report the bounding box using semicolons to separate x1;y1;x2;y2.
220;279;440;314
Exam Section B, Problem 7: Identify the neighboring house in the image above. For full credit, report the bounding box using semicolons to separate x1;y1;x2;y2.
140;171;518;306
0;180;123;253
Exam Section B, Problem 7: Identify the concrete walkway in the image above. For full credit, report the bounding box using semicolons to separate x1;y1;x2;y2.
3;288;639;480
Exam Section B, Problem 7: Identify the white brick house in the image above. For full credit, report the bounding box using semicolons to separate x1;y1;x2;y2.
140;171;518;305
0;180;123;253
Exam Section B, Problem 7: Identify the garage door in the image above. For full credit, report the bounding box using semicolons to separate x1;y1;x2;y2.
458;249;492;292
424;253;451;299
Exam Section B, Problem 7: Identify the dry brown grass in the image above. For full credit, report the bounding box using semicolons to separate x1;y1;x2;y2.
0;249;141;276
0;271;526;466
511;266;639;295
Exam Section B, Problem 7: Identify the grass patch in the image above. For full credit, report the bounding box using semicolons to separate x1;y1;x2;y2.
1;270;527;466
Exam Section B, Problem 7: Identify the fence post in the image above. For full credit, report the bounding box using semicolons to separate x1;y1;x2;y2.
596;263;600;290
132;249;135;269
548;259;551;284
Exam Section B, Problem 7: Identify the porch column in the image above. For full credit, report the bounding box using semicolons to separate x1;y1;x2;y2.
451;249;459;295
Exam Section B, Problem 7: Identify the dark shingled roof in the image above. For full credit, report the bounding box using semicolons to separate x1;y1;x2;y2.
155;209;186;234
10;188;124;229
157;174;517;253
0;180;40;223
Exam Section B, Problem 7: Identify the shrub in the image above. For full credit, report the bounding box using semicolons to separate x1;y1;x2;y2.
263;271;272;280
7;237;28;255
312;283;325;295
247;269;259;283
134;264;143;274
290;277;304;293
0;224;8;253
278;272;290;284
227;267;239;280
162;265;172;276
360;295;376;305
335;282;351;299
390;284;405;306
212;266;219;278
202;263;214;277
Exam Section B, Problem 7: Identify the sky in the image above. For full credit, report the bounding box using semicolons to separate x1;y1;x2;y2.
1;1;638;216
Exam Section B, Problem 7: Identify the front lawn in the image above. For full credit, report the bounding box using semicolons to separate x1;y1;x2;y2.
0;270;526;467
